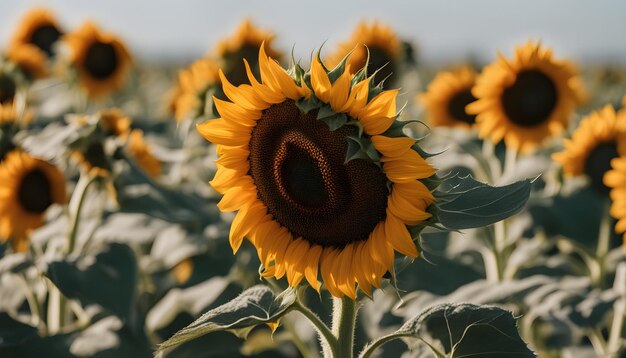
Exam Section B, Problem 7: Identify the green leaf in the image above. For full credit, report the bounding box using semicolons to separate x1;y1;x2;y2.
46;243;137;320
362;303;534;358
0;312;37;347
157;286;297;354
435;175;531;230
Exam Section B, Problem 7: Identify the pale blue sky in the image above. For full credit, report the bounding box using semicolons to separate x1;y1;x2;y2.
1;0;625;65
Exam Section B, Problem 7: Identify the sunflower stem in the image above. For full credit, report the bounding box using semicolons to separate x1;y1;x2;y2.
54;172;98;330
66;173;99;254
592;199;612;288
482;140;501;182
332;296;357;358
293;301;339;358
607;263;626;356
502;145;518;180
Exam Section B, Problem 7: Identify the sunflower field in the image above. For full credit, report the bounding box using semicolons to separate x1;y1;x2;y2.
0;4;625;358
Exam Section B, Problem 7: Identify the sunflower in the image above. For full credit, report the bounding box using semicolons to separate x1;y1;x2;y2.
0;103;20;160
467;41;586;153
0;150;66;251
128;129;161;177
72;138;112;177
172;57;221;121
64;21;132;99
326;21;402;88
420;66;478;128
6;44;48;79
215;19;282;87
553;105;626;195
98;108;131;138
0;71;18;105
197;46;436;299
9;7;63;59
605;157;626;245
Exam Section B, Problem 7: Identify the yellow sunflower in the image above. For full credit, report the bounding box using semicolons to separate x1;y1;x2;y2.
553;105;626;194
420;66;478;128
98;108;131;138
197;46;436;299
172;57;221;121
128;129;161;178
326;21;402;88
9;7;63;59
215;19;282;87
7;44;48;79
64;21;132;99
71;139;112;177
0;71;18;105
0;150;66;252
467;41;586;153
605;157;626;245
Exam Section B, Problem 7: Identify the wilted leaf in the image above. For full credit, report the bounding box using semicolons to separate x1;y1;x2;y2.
157;286;296;354
47;243;137;320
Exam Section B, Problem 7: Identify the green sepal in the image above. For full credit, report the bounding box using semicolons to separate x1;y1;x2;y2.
367;82;384;102
327;49;353;83
317;104;347;131
351;67;367;86
320;112;348;131
384;119;429;138
344;135;380;164
295;95;320;114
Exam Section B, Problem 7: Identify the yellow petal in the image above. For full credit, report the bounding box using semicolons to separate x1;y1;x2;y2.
311;56;332;103
384;213;418;257
371;135;416;158
196;119;251;146
213;97;260;126
303;244;323;291
217;186;257;212
358;90;398;135
229;201;268;253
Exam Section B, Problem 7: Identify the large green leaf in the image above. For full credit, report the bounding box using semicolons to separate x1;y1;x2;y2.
361;303;534;357
157;285;297;354
46;243;137;320
435;176;531;230
0;313;38;347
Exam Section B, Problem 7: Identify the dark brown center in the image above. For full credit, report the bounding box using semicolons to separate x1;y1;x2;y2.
83;141;111;171
18;169;53;214
447;88;477;125
248;100;388;248
365;47;396;89
584;142;619;195
223;43;260;87
501;69;558;127
29;24;62;57
0;75;16;104
84;41;119;80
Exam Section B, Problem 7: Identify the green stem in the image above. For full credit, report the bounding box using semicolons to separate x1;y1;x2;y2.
67;173;98;254
293;302;339;357
332;296;357;358
502;146;518;179
607;263;626;356
588;328;608;357
18;273;44;333
51;173;98;331
592;200;612;288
